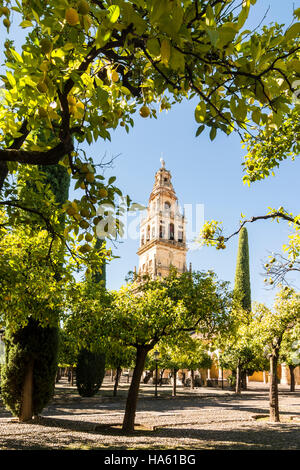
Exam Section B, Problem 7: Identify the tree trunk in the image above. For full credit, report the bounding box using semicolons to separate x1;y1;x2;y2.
235;362;241;394
122;347;148;433
269;352;280;422
113;366;122;397
71;366;74;386
172;368;178;397
19;360;34;422
288;365;295;392
190;370;195;389
241;371;247;390
159;369;165;386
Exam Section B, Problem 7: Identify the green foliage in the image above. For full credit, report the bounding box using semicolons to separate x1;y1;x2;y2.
57;328;78;367
76;348;106;397
153;337;212;373
219;332;268;376
253;288;300;351
104;340;135;371
0;222;66;331
64;280;113;352
0;0;299;251
39;164;70;207
234;227;251;312
93;238;106;285
105;269;231;349
0;162;70;418
243;109;300;186
0;318;58;417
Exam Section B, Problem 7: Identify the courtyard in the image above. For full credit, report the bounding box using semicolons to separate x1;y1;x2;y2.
0;377;299;451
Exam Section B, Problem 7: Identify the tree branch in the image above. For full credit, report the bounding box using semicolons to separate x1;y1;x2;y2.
0;139;73;166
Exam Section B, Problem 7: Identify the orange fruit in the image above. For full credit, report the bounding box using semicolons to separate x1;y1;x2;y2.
40;38;53;55
111;70;119;82
85;233;93;242
3;18;10;28
139;105;150;118
78;0;89;15
37;81;48;93
38;107;48;118
65;8;79;26
98;188;108;198
85;173;95;183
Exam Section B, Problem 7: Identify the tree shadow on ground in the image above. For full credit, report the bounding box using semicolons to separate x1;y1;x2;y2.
0;417;299;450
41;392;300;420
154;422;300;450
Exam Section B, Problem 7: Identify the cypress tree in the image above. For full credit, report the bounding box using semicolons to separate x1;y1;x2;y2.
1;165;70;420
1;318;59;418
75;238;107;397
234;227;251;312
76;349;106;397
233;227;251;392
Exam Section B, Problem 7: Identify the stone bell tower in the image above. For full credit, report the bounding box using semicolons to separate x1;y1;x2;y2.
137;159;187;278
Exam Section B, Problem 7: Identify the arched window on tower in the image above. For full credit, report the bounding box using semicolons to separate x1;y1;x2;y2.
146;225;150;241
169;223;174;241
164;201;171;213
178;230;183;243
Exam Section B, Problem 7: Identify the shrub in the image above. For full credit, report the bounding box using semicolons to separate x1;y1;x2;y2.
1;318;58;417
76;348;105;397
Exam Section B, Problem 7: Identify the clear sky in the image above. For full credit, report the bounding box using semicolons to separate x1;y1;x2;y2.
3;1;300;307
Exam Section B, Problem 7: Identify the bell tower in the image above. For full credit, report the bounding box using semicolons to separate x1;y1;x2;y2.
137;159;187;278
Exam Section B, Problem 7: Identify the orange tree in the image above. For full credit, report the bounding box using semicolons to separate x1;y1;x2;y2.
0;0;299;254
253;289;300;422
103;270;231;432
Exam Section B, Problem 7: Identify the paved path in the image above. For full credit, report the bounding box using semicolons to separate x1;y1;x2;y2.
0;379;299;450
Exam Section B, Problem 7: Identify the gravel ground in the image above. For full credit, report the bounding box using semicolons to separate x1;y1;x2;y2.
0;378;299;450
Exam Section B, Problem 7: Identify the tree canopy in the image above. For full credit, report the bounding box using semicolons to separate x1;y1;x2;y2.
0;0;299;253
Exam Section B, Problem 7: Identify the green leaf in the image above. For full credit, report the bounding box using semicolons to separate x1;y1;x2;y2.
195;102;206;123
252;108;261;125
161;39;171;65
107;5;120;24
196;125;205;137
19;20;33;28
108;176;116;185
285;23;300;41
6;72;16;87
147;38;160;56
10;49;23;63
210;127;217;141
169;48;185;72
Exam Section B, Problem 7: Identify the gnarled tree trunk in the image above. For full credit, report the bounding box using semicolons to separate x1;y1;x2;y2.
172;368;178;397
235;361;242;395
269;351;280;422
113;366;122;397
122;346;148;433
190;370;195;389
288;364;295;392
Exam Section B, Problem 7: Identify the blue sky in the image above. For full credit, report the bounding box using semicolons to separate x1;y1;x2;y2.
3;1;299;307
